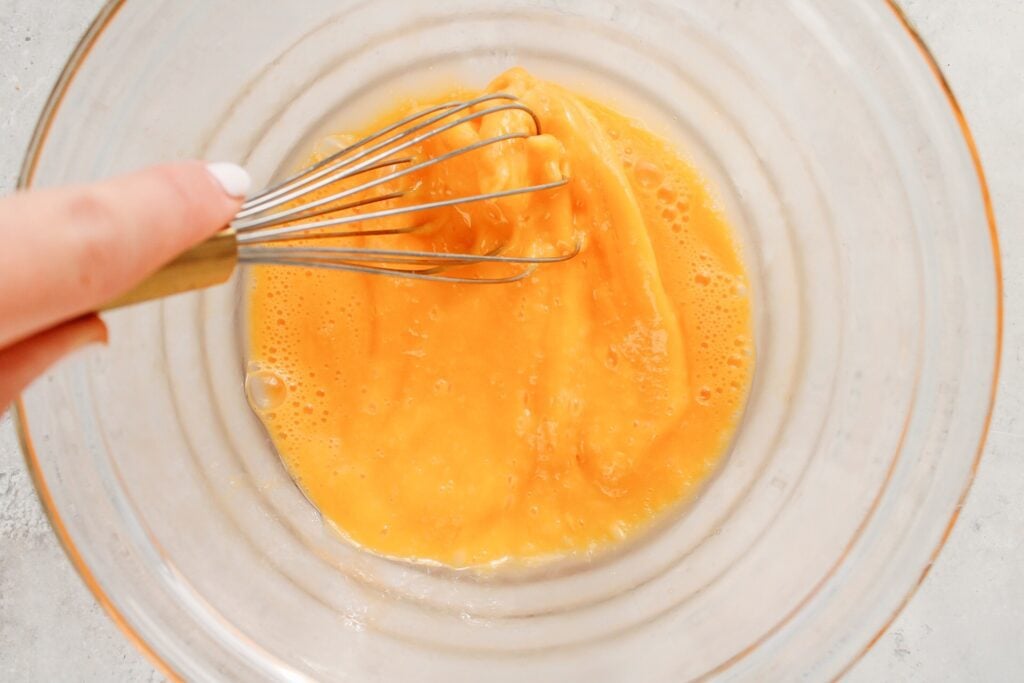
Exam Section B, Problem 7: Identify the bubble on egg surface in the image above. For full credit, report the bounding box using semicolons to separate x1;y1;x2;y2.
634;160;663;189
245;369;288;412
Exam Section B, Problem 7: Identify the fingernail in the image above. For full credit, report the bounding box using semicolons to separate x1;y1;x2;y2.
74;315;108;348
206;162;251;199
88;321;109;346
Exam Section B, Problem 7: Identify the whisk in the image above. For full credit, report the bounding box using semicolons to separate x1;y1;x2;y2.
105;93;577;309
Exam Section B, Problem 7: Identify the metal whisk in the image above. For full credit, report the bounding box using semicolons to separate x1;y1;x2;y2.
105;93;577;309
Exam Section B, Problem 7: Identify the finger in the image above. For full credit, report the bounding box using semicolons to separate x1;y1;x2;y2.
0;161;250;348
0;315;107;414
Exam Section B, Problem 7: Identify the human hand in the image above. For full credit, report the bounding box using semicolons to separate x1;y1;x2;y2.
0;161;250;412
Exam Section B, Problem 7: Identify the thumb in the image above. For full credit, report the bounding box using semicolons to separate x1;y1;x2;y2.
0;161;250;348
0;315;107;414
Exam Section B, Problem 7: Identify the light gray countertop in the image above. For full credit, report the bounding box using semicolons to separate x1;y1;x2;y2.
1;1;1021;679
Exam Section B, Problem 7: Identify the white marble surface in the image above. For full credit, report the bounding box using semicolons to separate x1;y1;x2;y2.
0;1;1021;680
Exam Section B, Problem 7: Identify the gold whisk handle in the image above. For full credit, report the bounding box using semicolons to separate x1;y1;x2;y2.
101;228;239;310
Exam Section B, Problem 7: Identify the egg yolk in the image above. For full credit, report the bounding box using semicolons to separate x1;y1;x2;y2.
246;68;753;567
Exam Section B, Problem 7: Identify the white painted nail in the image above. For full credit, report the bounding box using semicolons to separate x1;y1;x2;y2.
205;162;251;198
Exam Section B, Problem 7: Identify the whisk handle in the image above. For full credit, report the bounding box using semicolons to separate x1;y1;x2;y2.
101;228;239;310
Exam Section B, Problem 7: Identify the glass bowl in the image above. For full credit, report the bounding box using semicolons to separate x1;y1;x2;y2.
16;1;1000;680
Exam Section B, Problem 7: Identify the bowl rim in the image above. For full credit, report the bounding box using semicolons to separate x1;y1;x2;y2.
12;0;1003;680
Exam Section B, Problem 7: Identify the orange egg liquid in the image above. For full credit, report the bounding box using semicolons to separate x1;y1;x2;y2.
246;68;753;567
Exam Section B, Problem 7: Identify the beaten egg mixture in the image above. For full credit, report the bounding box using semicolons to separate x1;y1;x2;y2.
246;68;753;567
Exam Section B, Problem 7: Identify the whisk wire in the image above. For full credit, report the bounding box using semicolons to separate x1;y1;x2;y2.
245;224;421;246
242;93;522;209
241;241;581;266
235;102;542;228
235;175;567;244
240;257;541;284
234;94;576;284
238;93;536;217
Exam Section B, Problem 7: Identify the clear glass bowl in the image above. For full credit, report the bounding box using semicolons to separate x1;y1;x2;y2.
16;1;1000;680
